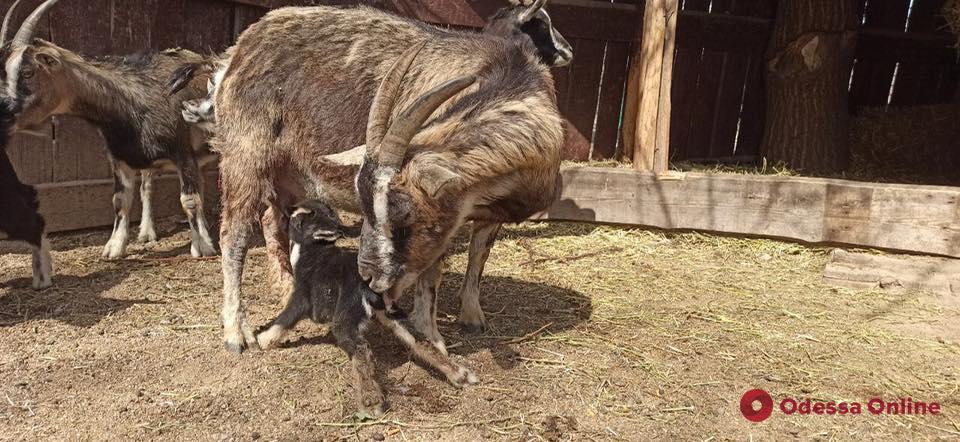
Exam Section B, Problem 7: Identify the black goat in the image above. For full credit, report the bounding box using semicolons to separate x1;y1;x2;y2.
0;96;51;289
256;200;478;416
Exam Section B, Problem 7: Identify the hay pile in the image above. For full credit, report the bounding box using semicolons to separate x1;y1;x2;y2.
849;104;960;185
944;0;960;45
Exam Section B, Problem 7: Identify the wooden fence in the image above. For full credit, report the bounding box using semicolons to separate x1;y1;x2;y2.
1;0;958;232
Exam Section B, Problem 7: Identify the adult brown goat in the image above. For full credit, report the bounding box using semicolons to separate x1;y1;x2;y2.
214;0;569;354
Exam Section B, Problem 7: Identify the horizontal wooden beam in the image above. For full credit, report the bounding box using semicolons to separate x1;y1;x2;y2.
537;167;960;258
36;172;220;233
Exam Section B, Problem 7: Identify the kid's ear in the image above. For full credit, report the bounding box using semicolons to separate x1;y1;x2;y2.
311;229;343;242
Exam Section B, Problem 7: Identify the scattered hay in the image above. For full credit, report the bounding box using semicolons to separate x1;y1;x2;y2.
944;0;960;45
1;221;958;439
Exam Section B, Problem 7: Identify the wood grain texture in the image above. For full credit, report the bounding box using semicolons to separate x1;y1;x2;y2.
538;167;960;258
633;0;678;172
37;172;221;233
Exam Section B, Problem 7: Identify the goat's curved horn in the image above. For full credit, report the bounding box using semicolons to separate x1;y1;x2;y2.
1;0;24;47
518;0;548;23
378;75;476;169
11;0;59;49
366;41;427;154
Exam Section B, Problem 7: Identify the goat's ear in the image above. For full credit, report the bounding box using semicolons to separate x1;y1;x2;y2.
311;229;342;242
518;0;548;23
33;50;60;70
417;164;461;197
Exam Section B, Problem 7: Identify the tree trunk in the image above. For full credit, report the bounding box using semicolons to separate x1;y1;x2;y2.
761;0;858;174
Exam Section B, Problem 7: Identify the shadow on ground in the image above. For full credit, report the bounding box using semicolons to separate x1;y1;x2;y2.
0;266;158;328
271;272;591;386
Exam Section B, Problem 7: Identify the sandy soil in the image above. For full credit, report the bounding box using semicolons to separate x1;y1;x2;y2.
1;219;958;441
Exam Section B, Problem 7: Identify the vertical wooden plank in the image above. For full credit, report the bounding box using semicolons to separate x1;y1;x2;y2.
233;3;268;40
110;0;158;53
562;38;605;161
708;0;775;158
734;56;765;157
621;4;643;163
48;0;112;182
672;0;720;160
849;0;911;108
181;0;234;53
890;0;955;106
668;46;699;160
591;41;630;160
152;0;187;50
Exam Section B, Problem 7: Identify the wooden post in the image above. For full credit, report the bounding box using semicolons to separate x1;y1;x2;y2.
629;0;678;173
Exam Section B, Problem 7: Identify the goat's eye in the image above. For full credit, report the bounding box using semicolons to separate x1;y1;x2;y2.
21;70;33;79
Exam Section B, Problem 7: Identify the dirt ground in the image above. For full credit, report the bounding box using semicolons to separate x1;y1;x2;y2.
1;218;959;441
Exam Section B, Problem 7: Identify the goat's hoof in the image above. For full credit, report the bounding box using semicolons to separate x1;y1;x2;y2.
357;392;387;419
137;231;157;244
450;366;480;388
31;278;52;290
224;336;260;354
459;321;486;335
223;339;259;354
190;241;218;258
101;242;127;260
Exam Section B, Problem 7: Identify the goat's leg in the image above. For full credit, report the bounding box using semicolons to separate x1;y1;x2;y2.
219;166;264;353
136;169;157;243
376;311;479;387
261;203;294;302
333;319;386;416
102;160;136;259
457;222;501;333
411;260;446;355
30;235;52;290
177;155;217;257
256;288;309;350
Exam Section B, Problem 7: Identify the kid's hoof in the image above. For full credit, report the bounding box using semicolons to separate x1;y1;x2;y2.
450;366;480;388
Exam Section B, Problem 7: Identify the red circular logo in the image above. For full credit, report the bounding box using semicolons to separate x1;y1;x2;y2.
740;389;774;422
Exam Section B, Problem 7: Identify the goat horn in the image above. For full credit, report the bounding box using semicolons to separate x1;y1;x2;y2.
11;0;59;49
366;41;427;155
378;75;477;169
0;0;24;47
518;0;548;23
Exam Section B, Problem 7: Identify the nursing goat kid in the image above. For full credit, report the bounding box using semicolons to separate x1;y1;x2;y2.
258;200;477;416
0;0;217;259
214;0;567;354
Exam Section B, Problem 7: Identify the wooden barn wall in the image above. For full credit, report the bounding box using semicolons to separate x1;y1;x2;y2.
670;0;960;162
2;0;957;231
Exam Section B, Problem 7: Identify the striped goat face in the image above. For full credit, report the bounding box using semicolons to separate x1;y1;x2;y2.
354;44;476;306
0;0;66;135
